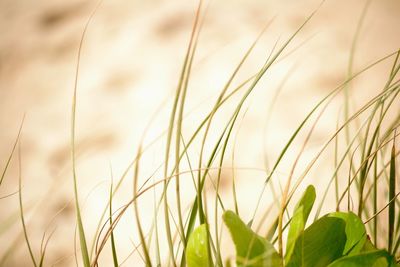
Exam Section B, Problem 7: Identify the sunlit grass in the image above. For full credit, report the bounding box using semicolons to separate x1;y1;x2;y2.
0;0;399;266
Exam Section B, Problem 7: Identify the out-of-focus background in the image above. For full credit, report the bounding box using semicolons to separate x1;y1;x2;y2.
0;0;399;266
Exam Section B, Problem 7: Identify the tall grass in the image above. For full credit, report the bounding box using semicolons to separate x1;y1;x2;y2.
1;0;399;266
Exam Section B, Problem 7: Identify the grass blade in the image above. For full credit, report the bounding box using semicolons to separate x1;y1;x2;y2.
388;133;396;253
109;178;118;267
18;142;37;267
163;2;203;265
133;145;152;266
71;2;103;266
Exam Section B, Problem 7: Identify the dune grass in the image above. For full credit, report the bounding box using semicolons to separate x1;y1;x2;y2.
0;0;399;266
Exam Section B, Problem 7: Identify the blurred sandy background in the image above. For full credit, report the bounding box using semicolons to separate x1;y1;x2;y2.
0;0;399;266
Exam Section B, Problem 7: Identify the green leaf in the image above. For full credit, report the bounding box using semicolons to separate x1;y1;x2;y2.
328;212;367;255
285;185;316;263
362;238;379;252
223;210;282;267
327;249;397;267
361;239;397;267
186;224;210;267
286;216;346;267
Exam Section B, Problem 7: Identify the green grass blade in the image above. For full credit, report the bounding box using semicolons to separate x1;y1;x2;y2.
388;135;396;253
162;2;203;265
133;146;152;266
38;229;56;267
238;43;398;267
393;229;400;256
342;0;372;195
70;2;103;266
109;179;119;267
357;88;400;217
373;138;379;246
194;19;274;266
174;0;205;255
338;128;400;212
297;79;399;213
88;98;169;259
18;143;37;267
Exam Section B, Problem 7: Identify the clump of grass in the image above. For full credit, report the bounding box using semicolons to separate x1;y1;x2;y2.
1;1;399;266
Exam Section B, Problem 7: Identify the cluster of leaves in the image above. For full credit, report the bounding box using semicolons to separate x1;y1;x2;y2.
186;185;399;267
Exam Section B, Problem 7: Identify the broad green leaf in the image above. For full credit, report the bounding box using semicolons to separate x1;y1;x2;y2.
223;210;282;267
285;185;316;263
286;216;346;267
328;212;366;255
327;249;397;267
186;224;210;267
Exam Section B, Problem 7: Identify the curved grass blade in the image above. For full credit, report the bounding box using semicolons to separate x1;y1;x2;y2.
109;179;118;267
163;2;203;265
173;1;206;258
18;143;37;267
295;77;400;215
253;43;399;232
357;52;400;217
189;5;321;264
199;20;275;266
133;145;152;266
71;2;103;266
38;228;56;267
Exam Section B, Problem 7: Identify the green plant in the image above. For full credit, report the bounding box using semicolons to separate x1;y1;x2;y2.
186;185;399;266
